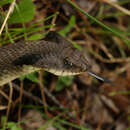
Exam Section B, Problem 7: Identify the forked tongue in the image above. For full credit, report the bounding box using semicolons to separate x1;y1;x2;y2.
88;71;114;85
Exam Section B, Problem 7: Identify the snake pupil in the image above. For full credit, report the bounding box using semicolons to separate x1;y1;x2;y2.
64;59;73;67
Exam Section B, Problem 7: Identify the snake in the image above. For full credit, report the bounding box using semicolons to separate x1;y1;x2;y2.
0;31;111;86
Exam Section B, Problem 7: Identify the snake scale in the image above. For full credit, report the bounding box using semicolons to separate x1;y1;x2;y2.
0;31;111;86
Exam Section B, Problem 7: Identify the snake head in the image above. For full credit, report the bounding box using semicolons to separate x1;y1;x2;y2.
34;32;91;76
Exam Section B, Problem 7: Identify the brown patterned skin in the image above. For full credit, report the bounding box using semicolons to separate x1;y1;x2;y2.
0;31;90;86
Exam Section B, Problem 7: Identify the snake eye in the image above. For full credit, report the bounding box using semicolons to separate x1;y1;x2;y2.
64;59;73;67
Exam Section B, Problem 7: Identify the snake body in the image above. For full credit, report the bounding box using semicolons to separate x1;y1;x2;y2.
0;31;90;86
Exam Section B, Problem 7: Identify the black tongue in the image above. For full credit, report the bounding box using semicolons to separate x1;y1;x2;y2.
88;71;114;85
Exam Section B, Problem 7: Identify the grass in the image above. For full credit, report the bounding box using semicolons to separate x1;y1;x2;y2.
0;0;130;129
66;0;130;47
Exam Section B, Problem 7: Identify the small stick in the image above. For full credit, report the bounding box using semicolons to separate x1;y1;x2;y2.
3;82;13;130
0;0;16;35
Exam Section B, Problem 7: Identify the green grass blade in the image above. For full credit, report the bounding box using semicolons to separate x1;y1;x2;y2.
66;0;130;47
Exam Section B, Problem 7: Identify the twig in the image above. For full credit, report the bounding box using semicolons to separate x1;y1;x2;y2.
3;82;13;130
13;83;43;104
18;81;23;122
95;55;130;63
39;70;51;117
0;0;16;35
102;0;130;16
86;34;114;59
43;87;65;109
0;89;9;101
89;49;130;63
13;83;64;108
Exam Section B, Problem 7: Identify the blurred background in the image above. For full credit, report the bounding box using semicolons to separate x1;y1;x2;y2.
0;0;130;129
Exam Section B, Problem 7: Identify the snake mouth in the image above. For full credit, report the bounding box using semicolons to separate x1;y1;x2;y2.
44;68;83;76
